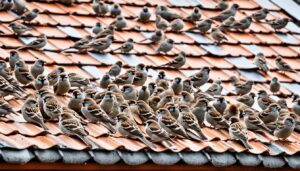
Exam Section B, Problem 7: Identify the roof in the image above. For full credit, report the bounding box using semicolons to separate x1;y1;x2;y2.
0;0;300;169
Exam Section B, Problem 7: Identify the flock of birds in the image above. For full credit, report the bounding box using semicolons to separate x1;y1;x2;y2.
0;0;299;150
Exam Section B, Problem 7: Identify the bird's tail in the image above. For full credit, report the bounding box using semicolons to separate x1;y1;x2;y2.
139;38;148;43
162;140;178;151
242;140;253;149
138;136;156;149
105;122;116;134
40;122;49;131
79;135;99;149
111;47;120;52
10;18;20;23
16;46;27;51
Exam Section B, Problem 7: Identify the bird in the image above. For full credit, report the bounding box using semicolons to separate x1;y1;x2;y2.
0;0;13;11
185;7;201;23
8;22;31;35
259;103;280;124
205;106;229;129
189;66;210;88
54;73;70;96
171;77;183;95
133;63;148;86
213;96;227;114
99;74;111;89
110;15;127;30
270;77;280;94
243;108;272;132
62;35;93;52
81;98;116;133
223;104;239;120
253;52;269;73
17;34;47;50
140;30;164;44
210;28;228;43
93;0;109;16
34;75;49;90
121;84;138;100
229;76;253;96
68;73;90;88
13;0;26;15
112;38;134;53
92;22;103;35
9;50;21;70
157;95;174;109
14;60;34;85
160;51;186;69
231;16;252;31
100;92;115;115
138;6;151;22
187;19;213;33
12;8;39;23
275;56;297;73
108;61;122;77
30;59;45;78
94;25;115;39
47;67;65;86
292;98;300;116
68;89;84;116
192;98;208;126
257;90;276;110
229;117;252;149
138;86;150;102
267;18;289;31
0;96;18;116
211;4;239;21
155;5;181;21
182;79;193;93
42;95;62;119
170;18;184;32
85;35;114;52
215;0;229;10
205;79;223;96
0;75;23;98
22;98;48;130
274;117;296;140
251;8;269;21
156;15;170;30
148;82;156;95
218;16;235;32
166;103;179;119
113;69;135;85
110;3;122;17
236;92;255;107
156;38;174;54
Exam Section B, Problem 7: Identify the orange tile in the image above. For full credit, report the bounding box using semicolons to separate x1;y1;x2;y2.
32;2;66;14
35;26;68;38
0;37;23;48
57;3;91;15
0;11;17;22
270;46;298;57
259;46;279;57
202;56;234;69
185;57;212;69
228;32;261;44
70;53;102;65
221;45;252;57
35;14;58;25
255;34;282;44
51;15;82;26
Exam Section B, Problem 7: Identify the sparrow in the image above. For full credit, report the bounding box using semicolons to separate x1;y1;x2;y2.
157;108;188;138
133;64;148;86
205;79;223;96
108;61;122;77
236;92;255;107
43;95;62;119
17;34;47;50
138;6;151;22
229;76;253;96
211;4;239;21
81;98;116;133
47;67;65;86
257;90;276;110
229;117;252;149
113;69;135;85
9;50;20;70
30;59;45;78
14;60;34;85
93;0;109;16
155;15;170;30
170;18;184;32
148;96;161;112
187;19;212;33
185;7;201;23
54;73;70;96
22;98;48;130
100;91;115;115
277;99;288;110
68;73;90;88
275;56;297;73
178;105;207;140
121;84;138;100
112;38;134;53
8;22;31;35
0;0;13;11
212;96;227;114
136;100;153;114
12;8;39;23
182;79;193;93
34;75;49;90
192;98;208;126
12;0;26;15
37;88;53;119
0;96;18;116
99;74;111;89
148;82;156;95
251;8;269;21
274;117;295;140
107;84;122;94
267;18;289;31
137;106;157;123
223;104;239;120
166;103;180;119
68;89;84;116
292;98;300;116
116;113;156;148
92;22;103;35
189;66;210;88
179;91;194;107
138;86;150;102
86;35;114;52
110;3;122;17
205;106;229;129
270;77;280;94
243;108;272;132
160;51;186;69
231;16;252;31
215;0;229;10
94;25;115;39
83;88;97;99
140;30;164;44
110;15;127;30
218;16;235;32
253;52;268;73
155;71;167;84
171;77;183;95
155;5;181;21
259;103;280;124
62;35;93;52
157;95;174;109
210;28;228;43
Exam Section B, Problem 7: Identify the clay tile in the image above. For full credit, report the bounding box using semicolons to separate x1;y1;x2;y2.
27;50;55;64
112;137;146;151
0;37;23;48
255;34;282;44
184;57;211;68
271;46;298;57
222;45;252;57
202;56;234;69
85;123;110;137
259;46;279;57
58;3;91;15
134;43;156;55
11;122;44;136
143;0;171;6
249;22;272;33
32;2;65;14
136;22;156;31
52;134;89;150
47;39;74;51
26;135;58;149
176;139;208;152
166;33;194;44
35;26;68;38
3;134;32;149
177;45;207;56
0;11;17;22
287;132;300;142
0;24;14;35
248;141;269;154
51;15;82;26
44;51;73;64
228;32;261;44
201;127;229;141
35;14;58;25
224;140;247;153
70;53;102;65
273;142;300;155
0;48;9;60
90;136;120;151
206;140;230;153
44;122;62;135
285;72;300;82
0;122;16;135
115;31;145;42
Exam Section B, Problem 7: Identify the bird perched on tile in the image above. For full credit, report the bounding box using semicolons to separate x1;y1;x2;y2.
253;52;269;73
275;56;297;73
218;16;235;32
189;66;210;88
138;86;150;102
178;104;207;140
107;84;122;94
85;35;114;52
236;92;255;107
0;96;18;116
157;108;189;139
171;77;183;95
110;3;122;17
47;67;65;86
155;5;181;21
81;98;116;133
121;84;138;101
243;108;272;133
251;8;269;21
182;79;193;93
231;16;252;31
8;22;31;35
0;60;25;93
267;18;289;31
229;76;253;96
14;60;34;85
108;61;122;77
13;0;26;15
213;96;227;114
185;7;201;23
116;113;156;148
210;28;228;43
11;8;39;23
99;74;111;89
112;38;134;53
22;98;48;130
62;35;93;52
17;34;48;50
110;15;127;30
211;4;239;21
160;51;186;69
229;117;252;149
92;22;103;35
192;98;208;126
68;89;84;116
205;79;223;96
30;59;45;78
156;15;170;31
257;90;276;110
215;0;229;10
34;75;49;90
133;63;148;86
165;103;179;119
42;94;62;119
179;91;194;106
205;106;229;129
170;18;184;32
270;77;280;95
157;95;174;109
293;98;300;116
100;92;115;114
223;104;239;120
68;73;90;88
187;19;213;33
54;73;70;96
113;69;135;85
274;117;295;140
9;50;21;70
138;6;151;22
94;25;115;39
140;30;164;44
92;0;109;16
156;38;174;54
0;75;23;98
0;0;13;11
259;103;280;124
